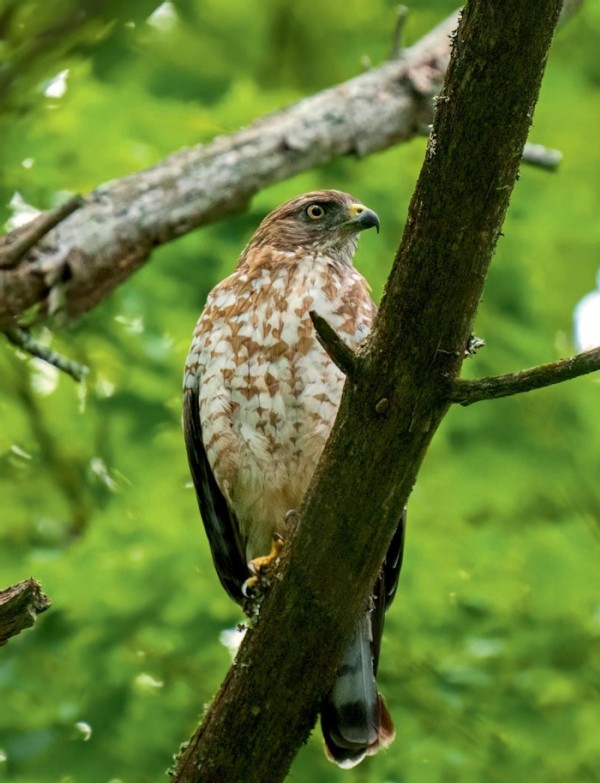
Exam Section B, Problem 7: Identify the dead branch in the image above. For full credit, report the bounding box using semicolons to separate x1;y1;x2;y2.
521;142;563;170
4;326;89;381
1;2;583;332
309;310;360;377
0;579;51;647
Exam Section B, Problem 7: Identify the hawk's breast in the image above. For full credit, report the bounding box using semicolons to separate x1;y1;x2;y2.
185;250;375;561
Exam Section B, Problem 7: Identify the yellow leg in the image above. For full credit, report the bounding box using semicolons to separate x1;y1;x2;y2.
248;533;284;575
242;534;284;599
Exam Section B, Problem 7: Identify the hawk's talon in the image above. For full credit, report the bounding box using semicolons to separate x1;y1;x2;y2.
284;509;299;526
242;534;285;608
241;575;258;598
248;534;284;575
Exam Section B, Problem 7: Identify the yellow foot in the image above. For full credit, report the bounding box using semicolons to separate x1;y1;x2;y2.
241;534;284;600
249;533;284;575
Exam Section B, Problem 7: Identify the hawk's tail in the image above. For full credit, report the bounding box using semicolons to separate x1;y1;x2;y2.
320;615;395;769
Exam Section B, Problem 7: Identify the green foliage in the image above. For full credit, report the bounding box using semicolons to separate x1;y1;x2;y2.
1;1;600;781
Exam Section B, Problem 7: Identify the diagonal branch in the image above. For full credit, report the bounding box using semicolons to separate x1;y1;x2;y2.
0;1;583;332
450;347;600;406
4;326;89;381
0;12;456;330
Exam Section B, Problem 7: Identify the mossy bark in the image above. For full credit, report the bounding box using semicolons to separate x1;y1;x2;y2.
172;2;564;782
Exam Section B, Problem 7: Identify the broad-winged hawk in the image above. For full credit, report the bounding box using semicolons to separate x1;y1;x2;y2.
183;190;405;767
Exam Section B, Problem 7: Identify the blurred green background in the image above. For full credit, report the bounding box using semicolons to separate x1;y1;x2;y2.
1;1;599;781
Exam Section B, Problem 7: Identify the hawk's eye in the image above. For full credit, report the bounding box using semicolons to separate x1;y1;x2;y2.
306;204;325;220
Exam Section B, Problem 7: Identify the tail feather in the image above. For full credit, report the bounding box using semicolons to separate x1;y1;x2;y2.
321;615;395;768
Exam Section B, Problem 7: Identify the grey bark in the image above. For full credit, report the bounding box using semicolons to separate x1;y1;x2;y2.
0;3;583;332
0;11;477;330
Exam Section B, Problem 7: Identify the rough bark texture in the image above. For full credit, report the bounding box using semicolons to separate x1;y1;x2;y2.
0;12;453;330
172;2;563;782
0;579;51;647
452;346;600;405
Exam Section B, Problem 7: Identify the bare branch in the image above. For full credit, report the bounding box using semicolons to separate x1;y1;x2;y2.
0;579;51;647
418;125;564;172
450;347;600;406
0;1;582;331
388;5;410;61
4;326;89;382
0;10;457;330
309;311;360;377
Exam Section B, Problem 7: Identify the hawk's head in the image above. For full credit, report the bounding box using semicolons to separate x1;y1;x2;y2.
245;190;379;261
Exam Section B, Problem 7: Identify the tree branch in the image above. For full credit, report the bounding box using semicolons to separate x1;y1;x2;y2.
0;579;51;647
417;123;563;171
450;347;600;406
388;4;409;61
4;326;89;381
1;3;581;332
0;12;456;329
171;2;564;781
309;310;360;377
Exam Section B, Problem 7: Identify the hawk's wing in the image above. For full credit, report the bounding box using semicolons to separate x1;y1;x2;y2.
183;382;248;604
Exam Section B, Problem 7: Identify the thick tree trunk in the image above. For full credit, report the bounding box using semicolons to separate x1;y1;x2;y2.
171;2;564;782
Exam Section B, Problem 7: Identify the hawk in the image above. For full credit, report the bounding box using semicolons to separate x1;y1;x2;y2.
183;190;405;768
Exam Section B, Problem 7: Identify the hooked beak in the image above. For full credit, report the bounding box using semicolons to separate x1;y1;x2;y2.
347;203;380;233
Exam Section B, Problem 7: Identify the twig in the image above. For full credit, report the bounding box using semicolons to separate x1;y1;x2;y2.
389;5;409;60
0;578;51;647
450;347;600;406
4;326;89;382
309;311;360;377
0;195;84;269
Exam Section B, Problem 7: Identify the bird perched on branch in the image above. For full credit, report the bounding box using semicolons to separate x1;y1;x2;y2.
183;190;405;768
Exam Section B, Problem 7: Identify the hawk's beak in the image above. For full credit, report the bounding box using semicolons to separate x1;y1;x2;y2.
348;203;380;234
